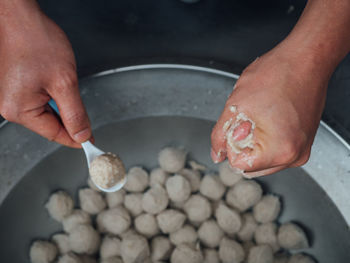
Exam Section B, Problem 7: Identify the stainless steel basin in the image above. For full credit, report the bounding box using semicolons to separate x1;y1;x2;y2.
0;65;349;262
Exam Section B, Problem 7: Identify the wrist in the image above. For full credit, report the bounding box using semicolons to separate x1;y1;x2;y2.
274;0;350;80
0;0;42;33
274;38;338;82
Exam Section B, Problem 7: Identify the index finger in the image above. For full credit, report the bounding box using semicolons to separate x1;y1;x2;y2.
20;105;81;148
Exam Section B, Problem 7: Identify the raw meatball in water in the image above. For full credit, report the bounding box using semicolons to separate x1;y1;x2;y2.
158;147;186;173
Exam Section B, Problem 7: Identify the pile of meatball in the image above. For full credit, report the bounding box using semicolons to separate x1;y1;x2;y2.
29;147;317;263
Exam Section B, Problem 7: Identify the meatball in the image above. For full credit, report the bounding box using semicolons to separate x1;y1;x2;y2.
184;195;212;224
29;240;58;263
199;174;226;201
100;236;121;259
123;167;149;192
198;220;224;248
218;237;245;263
156;209;186;234
151;236;173;261
120;234;150;263
253;195;281;223
179;168;202;192
158;147;186;173
97;206;131;235
134;213;160;238
226;180;262;212
169;224;198;246
142;185;169;214
149;168;170;187
106;189;126;209
45;191;74;222
170;243;203;263
237;213;258;242
89;153;125;189
79;188;106;215
247;245;273;263
218;161;243;186
166;175;191;203
277;223;309;250
215;202;242;234
254;223;280;252
123;193;143;217
62;210;91;233
68;224;100;255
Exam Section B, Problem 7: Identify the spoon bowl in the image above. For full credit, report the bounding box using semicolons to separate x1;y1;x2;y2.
48;99;126;192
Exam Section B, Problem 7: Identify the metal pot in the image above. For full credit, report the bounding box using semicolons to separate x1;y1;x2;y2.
0;65;349;262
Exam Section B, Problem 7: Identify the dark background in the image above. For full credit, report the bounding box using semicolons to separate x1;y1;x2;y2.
2;0;350;142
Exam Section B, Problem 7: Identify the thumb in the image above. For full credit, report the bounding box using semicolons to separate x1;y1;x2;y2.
49;76;92;143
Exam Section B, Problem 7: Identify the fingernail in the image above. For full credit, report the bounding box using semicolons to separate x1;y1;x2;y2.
211;148;222;163
73;128;91;143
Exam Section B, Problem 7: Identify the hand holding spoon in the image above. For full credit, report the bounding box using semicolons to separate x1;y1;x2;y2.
48;99;126;192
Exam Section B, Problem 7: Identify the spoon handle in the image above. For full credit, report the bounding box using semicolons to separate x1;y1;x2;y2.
48;99;60;115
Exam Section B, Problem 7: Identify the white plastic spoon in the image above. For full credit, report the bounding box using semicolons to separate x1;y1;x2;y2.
48;99;126;192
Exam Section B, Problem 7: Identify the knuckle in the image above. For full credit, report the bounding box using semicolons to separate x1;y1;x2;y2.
293;151;311;167
48;126;62;142
0;103;19;122
65;112;86;127
51;70;78;92
277;140;300;165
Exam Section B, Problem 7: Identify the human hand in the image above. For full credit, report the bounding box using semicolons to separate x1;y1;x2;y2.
211;47;331;177
0;0;91;148
210;0;350;177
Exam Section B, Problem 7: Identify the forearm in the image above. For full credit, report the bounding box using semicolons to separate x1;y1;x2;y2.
277;0;350;78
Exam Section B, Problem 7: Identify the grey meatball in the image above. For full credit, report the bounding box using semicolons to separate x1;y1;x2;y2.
123;193;143;217
253;195;281;223
184;194;212;224
166;175;191;203
149;168;170;187
203;249;219;263
79;188;106;215
45;191;74;222
199;174;226;201
158;147;186;173
198;220;224;248
142;185;169;214
100;236;121;259
29;240;58;263
254;223;280;252
62;210;91;233
219;161;243;186
215;202;242;234
106;189;126;208
151;236;173;261
134;213;160;238
277;223;309;250
170;243;203;263
156;209;186;234
123;167;149;192
179;168;202;192
121;234;150;263
218;237;245;263
226;180;262;212
169;224;198;246
247;245;273;263
97;206;131;235
237;213;258;242
68;224;100;255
